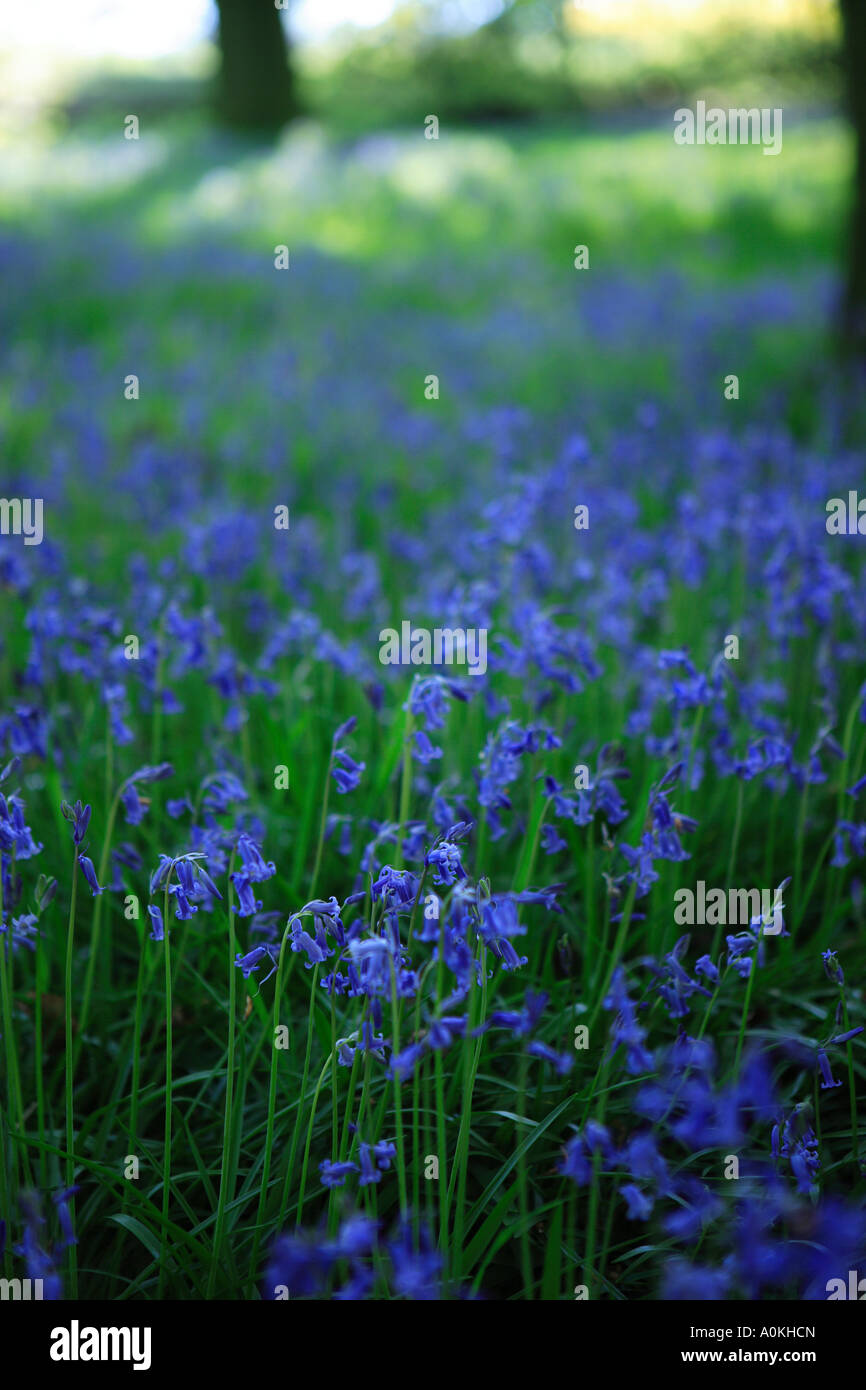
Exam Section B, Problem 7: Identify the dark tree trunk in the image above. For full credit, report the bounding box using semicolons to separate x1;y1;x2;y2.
214;0;296;133
839;0;866;355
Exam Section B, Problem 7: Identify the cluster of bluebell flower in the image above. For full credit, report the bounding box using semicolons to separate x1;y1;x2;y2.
0;1187;78;1300
264;1210;443;1300
1;205;864;1302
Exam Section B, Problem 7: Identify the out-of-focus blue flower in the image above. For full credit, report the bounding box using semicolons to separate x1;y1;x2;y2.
12;1191;63;1299
560;1134;592;1185
662;1260;730;1300
53;1186;79;1249
526;1039;573;1075
621;1183;653;1220
387;1217;442;1300
603;966;653;1074
319;1159;358;1189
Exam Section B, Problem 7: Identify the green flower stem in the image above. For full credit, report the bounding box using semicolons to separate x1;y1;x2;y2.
78;775;125;1050
64;844;79;1296
158;879;173;1298
733;957;757;1075
839;988;860;1168
0;868;28;1188
390;959;408;1214
281;962;320;1224
583;1047;612;1297
395;697;414;869
208;857;238;1299
308;752;333;903
296;1053;334;1229
450;939;487;1286
126;920;147;1212
516;1051;533;1298
339;1003;366;1160
250;917;295;1289
589;881;637;1036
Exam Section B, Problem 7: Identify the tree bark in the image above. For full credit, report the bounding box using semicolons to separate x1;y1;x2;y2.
839;0;866;355
214;0;296;133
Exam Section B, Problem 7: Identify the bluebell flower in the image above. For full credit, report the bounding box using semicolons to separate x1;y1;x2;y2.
1;912;39;954
408;678;454;731
603;967;653;1074
333;1266;376;1300
510;884;565;912
319;1159;358;1189
559;1135;592;1185
332;715;358;745
650;935;713;1019
231;871;263;918
264;1230;334;1298
526;1039;573;1075
621;1183;653;1220
695;954;719;984
332;748;365;794
413;730;442;763
120;782;146;825
663;1182;720;1240
357;1141;393;1186
540;824;567;854
489;937;527;971
235;944;280;981
13;1192;62;1300
103;684;134;745
486;990;547;1038
290;922;328;967
822;949;844;985
77;855;103;896
774;1104;820;1193
624;1132;672;1193
387;1217;442;1300
425;840;466;886
147;905;164;941
389;1040;426;1080
828;1026;864;1045
128;762;174;784
334;1214;377;1260
789;1136;820;1194
52;1186;79;1249
428;1015;465;1050
662;1260;730;1300
817;1048;842;1091
478;895;523;942
61;799;91;846
0;793;43;859
584;1121;613;1157
235;831;276;881
202;771;248;813
357;1021;387;1059
371;867;419;907
372;1139;396;1169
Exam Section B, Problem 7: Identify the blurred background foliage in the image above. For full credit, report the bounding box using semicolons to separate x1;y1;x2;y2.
0;0;861;356
0;1;843;133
